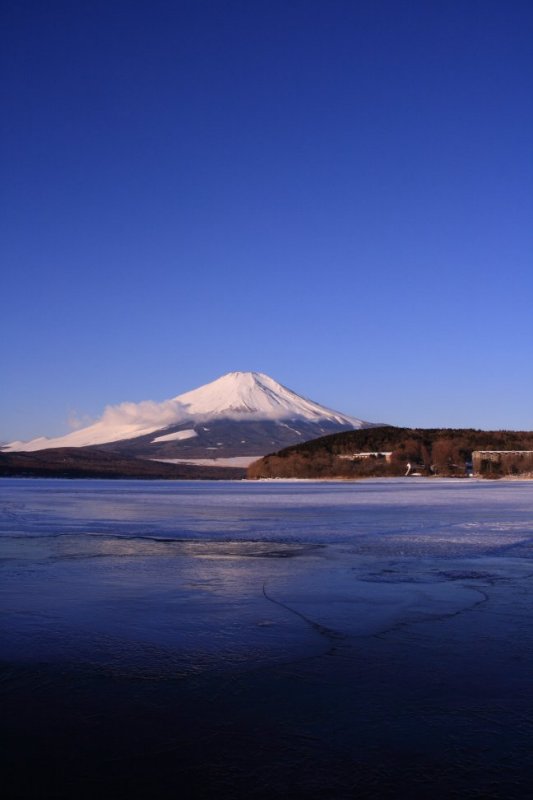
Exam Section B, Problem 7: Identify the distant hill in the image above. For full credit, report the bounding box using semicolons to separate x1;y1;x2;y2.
247;427;533;479
0;448;245;480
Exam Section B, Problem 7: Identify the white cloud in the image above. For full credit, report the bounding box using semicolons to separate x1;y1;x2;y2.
67;410;95;430
99;398;189;429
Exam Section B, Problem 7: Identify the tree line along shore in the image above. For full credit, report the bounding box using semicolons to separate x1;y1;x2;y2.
2;427;532;481
247;427;533;480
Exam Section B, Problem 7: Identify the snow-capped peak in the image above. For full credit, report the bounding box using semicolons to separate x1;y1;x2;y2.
173;371;364;425
2;371;369;452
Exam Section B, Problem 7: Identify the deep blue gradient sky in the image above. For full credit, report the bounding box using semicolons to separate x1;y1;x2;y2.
2;0;532;441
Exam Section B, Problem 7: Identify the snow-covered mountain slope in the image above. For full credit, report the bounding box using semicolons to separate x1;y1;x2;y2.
173;371;365;425
3;371;377;455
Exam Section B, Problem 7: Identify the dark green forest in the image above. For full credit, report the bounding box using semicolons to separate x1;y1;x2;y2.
248;427;533;480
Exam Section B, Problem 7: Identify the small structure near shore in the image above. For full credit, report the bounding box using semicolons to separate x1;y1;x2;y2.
405;461;430;476
338;451;393;462
473;451;533;477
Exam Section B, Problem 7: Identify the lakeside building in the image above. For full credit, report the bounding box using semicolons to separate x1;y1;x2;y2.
473;451;533;476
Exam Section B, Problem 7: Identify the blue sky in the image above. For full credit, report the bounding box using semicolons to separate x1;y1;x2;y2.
1;0;532;441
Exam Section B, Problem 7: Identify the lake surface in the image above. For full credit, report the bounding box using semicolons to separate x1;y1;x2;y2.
2;478;533;798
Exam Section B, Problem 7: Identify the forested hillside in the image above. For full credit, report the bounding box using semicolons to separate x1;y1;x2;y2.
247;427;533;479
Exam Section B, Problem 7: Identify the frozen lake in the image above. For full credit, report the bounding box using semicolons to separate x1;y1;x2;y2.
2;478;533;798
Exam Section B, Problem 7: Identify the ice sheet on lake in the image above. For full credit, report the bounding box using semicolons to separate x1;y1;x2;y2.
3;478;533;799
1;478;532;557
1;478;533;677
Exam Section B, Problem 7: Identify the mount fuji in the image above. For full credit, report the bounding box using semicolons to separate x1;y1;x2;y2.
3;372;379;466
